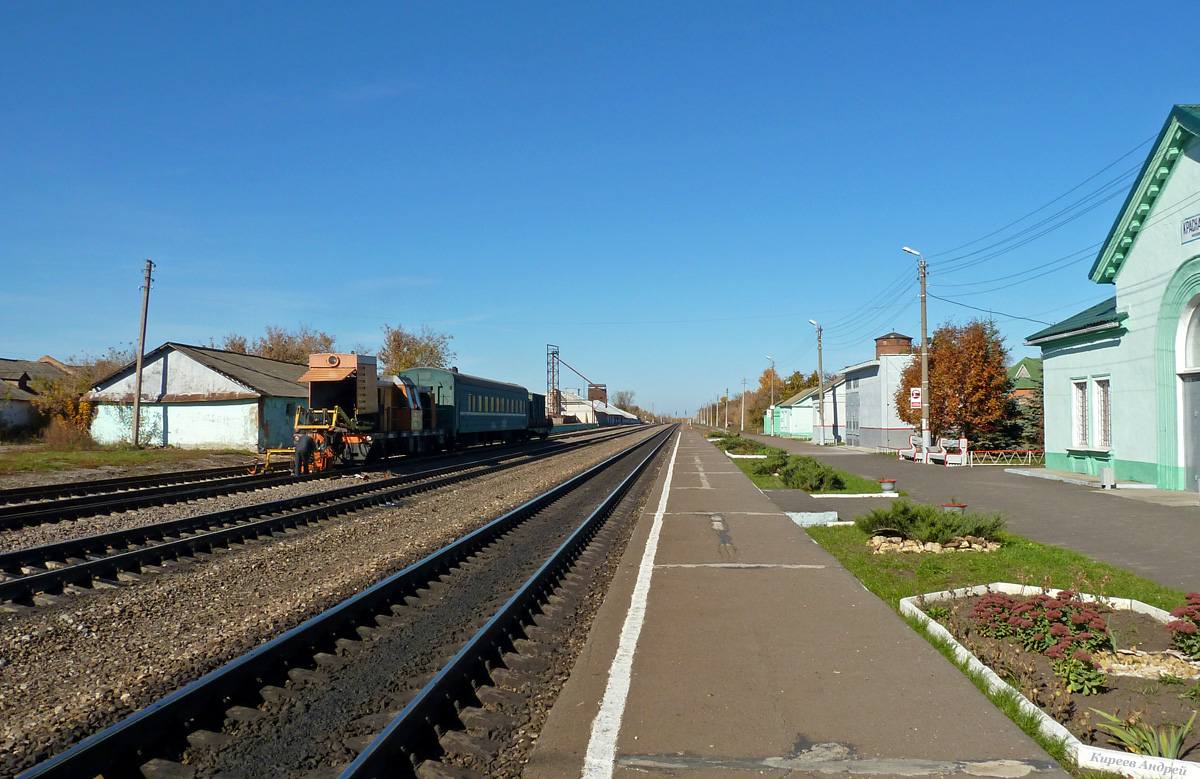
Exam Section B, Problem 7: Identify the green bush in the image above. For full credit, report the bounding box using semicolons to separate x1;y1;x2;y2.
750;448;789;476
779;455;845;492
853;499;1006;544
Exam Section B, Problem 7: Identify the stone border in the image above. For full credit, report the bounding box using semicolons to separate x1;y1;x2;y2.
899;583;1197;779
871;536;1000;554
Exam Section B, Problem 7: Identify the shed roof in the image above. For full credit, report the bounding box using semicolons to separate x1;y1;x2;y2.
0;358;65;383
1024;297;1124;345
93;343;308;398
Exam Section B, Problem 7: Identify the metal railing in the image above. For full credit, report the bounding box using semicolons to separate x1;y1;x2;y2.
968;450;1046;467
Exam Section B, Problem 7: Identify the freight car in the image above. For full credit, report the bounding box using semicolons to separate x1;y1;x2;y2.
268;354;552;471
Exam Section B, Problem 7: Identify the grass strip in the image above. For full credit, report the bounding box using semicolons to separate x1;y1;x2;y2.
808;523;1187;776
0;447;254;475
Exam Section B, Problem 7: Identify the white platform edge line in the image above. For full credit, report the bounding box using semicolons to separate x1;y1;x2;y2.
581;432;681;779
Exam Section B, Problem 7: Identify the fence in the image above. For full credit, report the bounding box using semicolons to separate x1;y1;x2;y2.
968;450;1045;467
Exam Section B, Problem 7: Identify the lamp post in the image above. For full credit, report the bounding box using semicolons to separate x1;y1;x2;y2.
765;356;775;435
809;319;824;445
902;246;930;456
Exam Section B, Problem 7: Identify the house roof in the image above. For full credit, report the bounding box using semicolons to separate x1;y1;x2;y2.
1007;357;1043;390
0;357;65;383
1089;105;1200;284
1024;297;1124;345
780;385;820;406
93;343;308;398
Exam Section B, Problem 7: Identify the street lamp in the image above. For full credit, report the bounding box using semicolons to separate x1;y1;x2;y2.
902;247;930;457
809;319;824;445
765;355;775;435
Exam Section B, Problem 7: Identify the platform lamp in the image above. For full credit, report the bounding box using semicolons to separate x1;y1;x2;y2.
902;246;930;456
809;319;824;445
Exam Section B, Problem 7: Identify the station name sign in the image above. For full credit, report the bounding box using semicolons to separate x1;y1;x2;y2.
1184;213;1200;245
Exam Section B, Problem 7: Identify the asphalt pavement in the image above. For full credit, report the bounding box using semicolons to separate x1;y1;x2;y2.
741;432;1200;593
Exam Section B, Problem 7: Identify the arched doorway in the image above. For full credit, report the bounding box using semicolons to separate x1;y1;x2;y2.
1177;294;1200;489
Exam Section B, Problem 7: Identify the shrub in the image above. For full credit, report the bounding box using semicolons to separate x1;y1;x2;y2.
778;455;844;491
1164;592;1200;659
971;589;1112;694
853;499;1006;544
750;448;789;476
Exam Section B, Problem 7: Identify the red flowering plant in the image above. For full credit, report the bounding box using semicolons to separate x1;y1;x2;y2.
970;590;1111;694
1164;592;1200;659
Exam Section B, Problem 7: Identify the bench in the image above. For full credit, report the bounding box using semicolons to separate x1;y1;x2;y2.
898;434;919;461
944;437;970;467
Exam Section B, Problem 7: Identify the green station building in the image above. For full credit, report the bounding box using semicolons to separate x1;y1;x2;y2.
1027;105;1200;489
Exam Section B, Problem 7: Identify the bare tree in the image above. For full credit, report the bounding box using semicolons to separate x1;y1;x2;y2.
614;390;636;410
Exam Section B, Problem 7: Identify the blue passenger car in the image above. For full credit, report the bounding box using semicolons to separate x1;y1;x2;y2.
399;367;531;447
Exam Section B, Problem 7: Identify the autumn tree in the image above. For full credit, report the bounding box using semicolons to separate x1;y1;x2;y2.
377;324;455;374
779;370;819;400
30;345;136;432
214;326;336;364
894;319;1016;444
614;390;636;410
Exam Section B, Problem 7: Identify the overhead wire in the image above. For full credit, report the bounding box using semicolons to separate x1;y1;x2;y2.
922;133;1156;260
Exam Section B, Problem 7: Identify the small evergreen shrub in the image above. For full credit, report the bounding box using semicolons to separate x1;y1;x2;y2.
853;499;1006;544
779;455;844;491
750;448;789;476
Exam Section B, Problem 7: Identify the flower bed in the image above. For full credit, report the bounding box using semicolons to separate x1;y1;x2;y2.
901;584;1200;778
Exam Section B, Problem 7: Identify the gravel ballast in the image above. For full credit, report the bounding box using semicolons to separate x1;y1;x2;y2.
0;429;658;776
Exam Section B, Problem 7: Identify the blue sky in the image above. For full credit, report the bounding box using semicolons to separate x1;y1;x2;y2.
2;3;1197;418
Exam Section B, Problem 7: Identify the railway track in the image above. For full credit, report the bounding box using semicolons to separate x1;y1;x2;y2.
0;431;632;608
0;426;631;533
15;425;674;779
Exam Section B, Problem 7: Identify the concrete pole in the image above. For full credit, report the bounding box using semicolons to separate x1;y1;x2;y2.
814;323;825;445
919;257;930;454
740;378;746;431
131;259;154;447
724;388;729;428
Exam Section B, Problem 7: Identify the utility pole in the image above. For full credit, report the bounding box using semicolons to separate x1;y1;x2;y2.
131;259;155;447
724;387;729;428
809;319;824;445
765;356;775;435
903;247;931;456
740;378;746;431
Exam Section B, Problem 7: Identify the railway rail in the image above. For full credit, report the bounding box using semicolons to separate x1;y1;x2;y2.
0;426;628;532
0;430;637;607
16;424;673;779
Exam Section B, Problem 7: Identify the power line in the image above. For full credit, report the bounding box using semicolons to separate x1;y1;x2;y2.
926;135;1152;262
927;292;1051;325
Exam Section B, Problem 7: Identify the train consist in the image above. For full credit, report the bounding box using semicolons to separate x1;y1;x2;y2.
272;353;554;471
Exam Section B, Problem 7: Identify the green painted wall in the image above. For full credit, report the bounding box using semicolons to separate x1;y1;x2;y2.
1041;132;1200;489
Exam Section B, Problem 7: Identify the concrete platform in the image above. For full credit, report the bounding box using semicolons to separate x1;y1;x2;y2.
525;430;1067;779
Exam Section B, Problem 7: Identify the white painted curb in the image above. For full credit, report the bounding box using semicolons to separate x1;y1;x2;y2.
899;583;1194;779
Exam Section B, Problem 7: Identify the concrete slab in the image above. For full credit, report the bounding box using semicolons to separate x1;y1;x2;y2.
525;430;1067;779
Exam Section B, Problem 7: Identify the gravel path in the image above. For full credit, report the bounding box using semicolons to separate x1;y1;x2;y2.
0;429;657;777
0;473;389;553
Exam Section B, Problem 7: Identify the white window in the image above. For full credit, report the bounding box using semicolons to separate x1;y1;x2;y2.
1094;378;1111;449
1072;380;1089;447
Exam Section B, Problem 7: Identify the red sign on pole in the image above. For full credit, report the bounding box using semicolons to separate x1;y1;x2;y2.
910;387;922;409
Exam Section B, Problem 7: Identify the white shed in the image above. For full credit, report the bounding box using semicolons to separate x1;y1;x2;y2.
87;343;307;451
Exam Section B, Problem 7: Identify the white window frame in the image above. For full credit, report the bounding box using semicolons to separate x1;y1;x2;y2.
1072;379;1089;448
1093;377;1112;450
